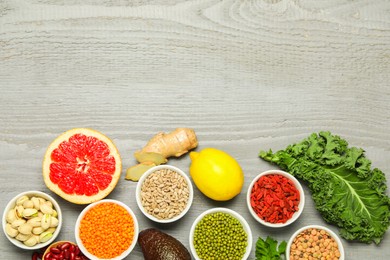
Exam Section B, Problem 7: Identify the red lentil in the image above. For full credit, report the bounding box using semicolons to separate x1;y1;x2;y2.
250;174;300;223
79;202;135;259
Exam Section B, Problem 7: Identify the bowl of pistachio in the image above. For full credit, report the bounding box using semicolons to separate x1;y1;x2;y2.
2;190;62;250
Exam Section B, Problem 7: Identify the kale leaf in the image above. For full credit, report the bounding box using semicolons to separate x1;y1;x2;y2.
255;236;286;260
259;131;390;244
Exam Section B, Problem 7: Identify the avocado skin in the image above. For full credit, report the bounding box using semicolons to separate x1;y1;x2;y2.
138;228;192;260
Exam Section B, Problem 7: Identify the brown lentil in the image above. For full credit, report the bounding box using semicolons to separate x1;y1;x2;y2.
140;168;189;220
290;228;341;260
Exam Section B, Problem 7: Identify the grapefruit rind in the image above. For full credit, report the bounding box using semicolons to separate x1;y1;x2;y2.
42;128;122;204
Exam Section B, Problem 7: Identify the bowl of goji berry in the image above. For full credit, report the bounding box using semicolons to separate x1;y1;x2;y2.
247;170;305;227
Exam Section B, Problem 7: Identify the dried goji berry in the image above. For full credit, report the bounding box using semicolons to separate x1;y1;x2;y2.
250;174;300;223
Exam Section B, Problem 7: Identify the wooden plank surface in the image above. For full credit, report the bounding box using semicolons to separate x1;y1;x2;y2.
1;0;389;259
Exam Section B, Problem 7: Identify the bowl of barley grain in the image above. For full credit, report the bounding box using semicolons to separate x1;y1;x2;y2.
136;165;194;223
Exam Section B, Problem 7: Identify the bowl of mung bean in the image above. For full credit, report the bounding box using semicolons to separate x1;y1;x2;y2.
136;165;194;223
247;170;305;228
286;225;344;260
2;190;62;250
75;199;139;260
189;207;252;260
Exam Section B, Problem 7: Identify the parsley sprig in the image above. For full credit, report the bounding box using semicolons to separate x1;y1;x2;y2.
255;236;287;260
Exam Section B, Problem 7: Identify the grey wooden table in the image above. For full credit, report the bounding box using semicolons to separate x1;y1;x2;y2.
1;0;389;259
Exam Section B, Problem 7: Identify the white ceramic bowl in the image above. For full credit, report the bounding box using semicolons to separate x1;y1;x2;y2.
247;170;305;227
286;225;345;260
136;165;194;223
189;207;252;260
75;199;139;260
2;190;62;250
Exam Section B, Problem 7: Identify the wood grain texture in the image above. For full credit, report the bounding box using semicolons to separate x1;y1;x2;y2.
1;0;389;259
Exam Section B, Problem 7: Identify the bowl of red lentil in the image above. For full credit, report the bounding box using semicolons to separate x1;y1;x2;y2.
189;207;252;260
287;225;344;260
247;170;305;227
75;199;139;260
136;165;194;223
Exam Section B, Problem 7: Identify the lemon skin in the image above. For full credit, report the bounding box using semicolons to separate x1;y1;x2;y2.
189;148;244;201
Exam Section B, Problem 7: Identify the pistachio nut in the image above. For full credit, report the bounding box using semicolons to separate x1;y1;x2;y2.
15;233;31;242
34;234;40;243
46;227;56;234
23;200;34;209
16;195;29;206
27;216;42;227
32;226;45;235
24;235;38;247
49;216;59;228
41;214;51;230
11;219;26;228
31;197;40;210
45;200;53;208
15;205;24;219
40;203;53;215
5;223;19;238
37;197;46;205
39;231;53;243
6;209;17;223
52;210;58;218
22;208;38;219
18;223;33;235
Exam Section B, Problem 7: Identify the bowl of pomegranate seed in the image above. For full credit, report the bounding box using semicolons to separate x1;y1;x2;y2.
246;170;305;227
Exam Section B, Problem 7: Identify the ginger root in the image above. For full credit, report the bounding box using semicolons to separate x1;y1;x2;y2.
125;128;198;181
125;162;156;182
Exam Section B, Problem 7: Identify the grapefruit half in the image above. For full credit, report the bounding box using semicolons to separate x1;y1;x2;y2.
43;128;122;204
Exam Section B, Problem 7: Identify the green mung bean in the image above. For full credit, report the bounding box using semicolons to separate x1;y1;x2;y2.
193;212;248;260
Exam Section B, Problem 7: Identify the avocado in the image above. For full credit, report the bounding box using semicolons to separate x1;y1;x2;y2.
138;228;192;260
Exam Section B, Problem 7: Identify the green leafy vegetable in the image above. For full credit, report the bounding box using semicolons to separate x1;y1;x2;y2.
259;131;390;244
255;236;286;260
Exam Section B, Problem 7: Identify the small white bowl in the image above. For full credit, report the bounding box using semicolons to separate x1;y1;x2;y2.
2;190;62;250
247;170;305;228
136;165;194;223
189;208;252;260
75;199;139;260
286;225;345;260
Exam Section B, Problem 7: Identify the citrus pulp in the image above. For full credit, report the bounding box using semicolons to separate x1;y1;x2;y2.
42;128;122;204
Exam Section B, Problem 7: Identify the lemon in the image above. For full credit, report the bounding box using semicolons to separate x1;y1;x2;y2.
189;148;244;201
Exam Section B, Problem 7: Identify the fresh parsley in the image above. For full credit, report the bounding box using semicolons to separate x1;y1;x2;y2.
255;236;286;260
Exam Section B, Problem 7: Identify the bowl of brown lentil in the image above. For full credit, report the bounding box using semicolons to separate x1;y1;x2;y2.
136;165;194;223
189;207;252;260
286;225;344;260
